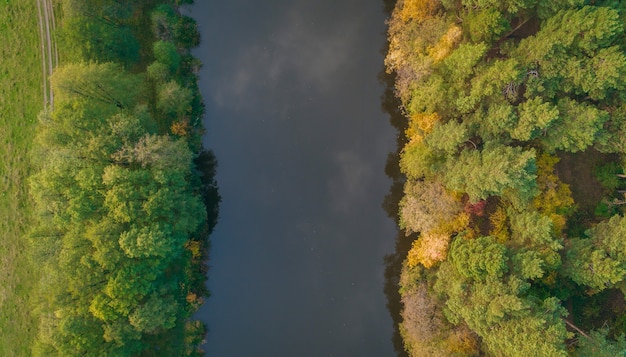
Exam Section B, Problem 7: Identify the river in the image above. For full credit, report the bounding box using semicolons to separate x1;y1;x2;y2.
190;1;398;355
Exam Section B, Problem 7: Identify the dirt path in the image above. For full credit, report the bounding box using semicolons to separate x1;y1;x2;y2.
35;0;57;109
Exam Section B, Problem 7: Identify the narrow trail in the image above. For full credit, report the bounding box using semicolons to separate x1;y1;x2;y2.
35;0;57;109
35;0;46;108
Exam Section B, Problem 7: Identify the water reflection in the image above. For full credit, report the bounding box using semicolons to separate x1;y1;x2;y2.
380;66;412;357
191;1;398;355
379;1;412;356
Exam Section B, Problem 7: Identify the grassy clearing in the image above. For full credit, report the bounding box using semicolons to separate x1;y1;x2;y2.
0;1;46;355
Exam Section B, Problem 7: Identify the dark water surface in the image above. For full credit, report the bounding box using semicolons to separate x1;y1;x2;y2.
190;1;398;355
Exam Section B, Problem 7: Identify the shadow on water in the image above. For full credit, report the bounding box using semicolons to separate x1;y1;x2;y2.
193;147;221;299
379;1;411;356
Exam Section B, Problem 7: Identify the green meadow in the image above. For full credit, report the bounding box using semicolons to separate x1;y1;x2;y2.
0;1;46;355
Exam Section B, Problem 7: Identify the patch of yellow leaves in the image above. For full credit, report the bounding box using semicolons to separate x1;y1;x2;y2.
407;112;440;137
532;153;574;235
398;0;441;23
407;212;470;268
407;231;450;268
445;324;480;356
185;240;202;260
171;119;191;137
428;25;463;63
489;206;509;243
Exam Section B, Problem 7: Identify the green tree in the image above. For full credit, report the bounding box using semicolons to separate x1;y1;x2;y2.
442;145;537;203
541;98;608;153
474;102;517;140
515;6;624;101
128;293;179;333
153;40;182;73
510;97;559;141
466;8;509;44
399;138;437;179
147;61;172;83
573;329;626;357
174;16;201;48
425;120;470;155
58;17;139;66
51;63;141;111
435;236;570;356
565;215;626;291
156;81;193;120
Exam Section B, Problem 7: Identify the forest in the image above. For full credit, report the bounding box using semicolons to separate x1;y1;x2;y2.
386;0;626;355
27;0;218;355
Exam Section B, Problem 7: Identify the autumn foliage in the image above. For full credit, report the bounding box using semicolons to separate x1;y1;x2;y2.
388;0;626;355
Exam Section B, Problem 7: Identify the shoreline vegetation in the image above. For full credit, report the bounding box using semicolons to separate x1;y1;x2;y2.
386;0;626;356
25;0;219;355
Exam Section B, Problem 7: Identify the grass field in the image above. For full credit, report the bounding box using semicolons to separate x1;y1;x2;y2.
0;1;46;355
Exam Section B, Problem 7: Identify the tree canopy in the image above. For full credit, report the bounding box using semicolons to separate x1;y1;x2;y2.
387;0;626;355
30;1;217;355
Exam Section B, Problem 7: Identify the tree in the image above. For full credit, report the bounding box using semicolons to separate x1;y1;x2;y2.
51;63;141;111
399;137;437;179
153;41;181;73
399;180;462;234
469;58;522;104
61;0;133;24
128;293;178;334
52;312;108;356
565;215;626;291
510;97;559;141
531;154;574;234
174;16;201;49
407;74;446;114
442;145;537;203
385;2;449;101
401;283;465;356
466;8;509;44
111;134;192;171
440;42;488;85
515;6;624;101
475;103;517;140
449;236;509;280
565;239;625;291
406;112;440;138
58;16;139;66
573;329;626;357
387;1;626;355
31;3;212;355
151;4;178;41
541;98;608;153
104;262;159;316
425;120;470;155
156;81;193;120
102;318;145;355
147;61;172;83
563;46;626;101
407;231;451;268
184;321;208;357
435;236;570;356
428;25;463;63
